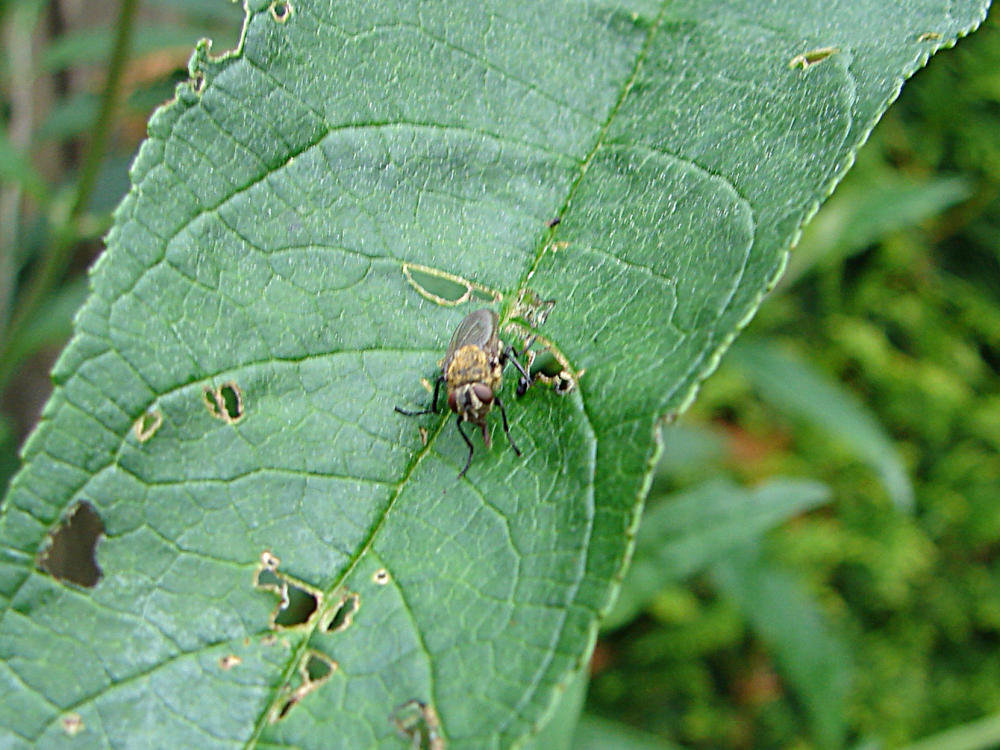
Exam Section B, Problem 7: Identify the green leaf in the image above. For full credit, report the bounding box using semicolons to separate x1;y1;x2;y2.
782;155;971;285
41;26;205;73
654;423;727;481
713;545;852;750
521;665;590;750
729;337;915;511
0;415;17;498
35;91;100;143
0;130;50;205
573;714;682;750
604;478;831;630
903;711;1000;750
0;1;987;747
2;278;89;376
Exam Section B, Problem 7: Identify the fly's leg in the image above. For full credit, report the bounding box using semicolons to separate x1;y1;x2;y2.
456;417;475;478
494;395;521;456
503;345;533;397
394;375;444;416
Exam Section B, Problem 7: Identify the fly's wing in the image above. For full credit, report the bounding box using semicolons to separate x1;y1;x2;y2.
445;309;498;364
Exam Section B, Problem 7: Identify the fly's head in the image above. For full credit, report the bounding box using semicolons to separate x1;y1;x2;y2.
447;381;494;425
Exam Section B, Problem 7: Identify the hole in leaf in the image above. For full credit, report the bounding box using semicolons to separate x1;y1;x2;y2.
61;713;84;737
373;568;391;585
270;650;337;722
270;0;291;22
323;592;359;632
219;382;242;420
219;654;242;670
391;699;443;750
471;287;495;301
204;381;244;423
406;266;469;303
528;350;562;379
133;409;163;442
553;371;575;395
305;652;334;681
276;698;295;721
511;289;556;329
256;567;283;590
523;349;580;397
190;70;205;93
401;262;500;307
37;501;104;587
788;46;839;70
254;553;322;629
274;582;319;627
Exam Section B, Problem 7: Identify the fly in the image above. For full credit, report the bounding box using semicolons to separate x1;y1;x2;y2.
395;308;532;478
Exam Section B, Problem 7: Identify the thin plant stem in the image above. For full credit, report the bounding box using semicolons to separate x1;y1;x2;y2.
0;0;139;391
0;2;45;333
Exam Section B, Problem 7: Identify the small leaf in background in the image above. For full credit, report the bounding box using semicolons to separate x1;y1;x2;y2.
713;545;853;750
730;337;915;512
0;416;17;496
41;26;204;73
4;279;89;372
781;148;971;286
903;710;1000;750
0;131;50;205
604;478;832;630
655;423;728;482
573;714;683;750
34;92;99;143
522;665;591;750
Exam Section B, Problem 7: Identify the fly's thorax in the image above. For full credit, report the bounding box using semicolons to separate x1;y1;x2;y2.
445;345;502;391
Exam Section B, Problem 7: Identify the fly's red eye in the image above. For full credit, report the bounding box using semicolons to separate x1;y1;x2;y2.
472;383;493;405
447;390;459;414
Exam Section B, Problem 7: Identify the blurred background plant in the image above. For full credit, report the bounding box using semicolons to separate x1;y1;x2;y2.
0;0;243;486
2;2;999;749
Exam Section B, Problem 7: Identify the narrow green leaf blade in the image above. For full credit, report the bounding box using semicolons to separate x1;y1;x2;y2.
521;666;590;750
0;131;50;204
573;714;682;750
785;173;971;283
730;337;915;511
605;478;832;630
904;711;1000;750
714;546;853;750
